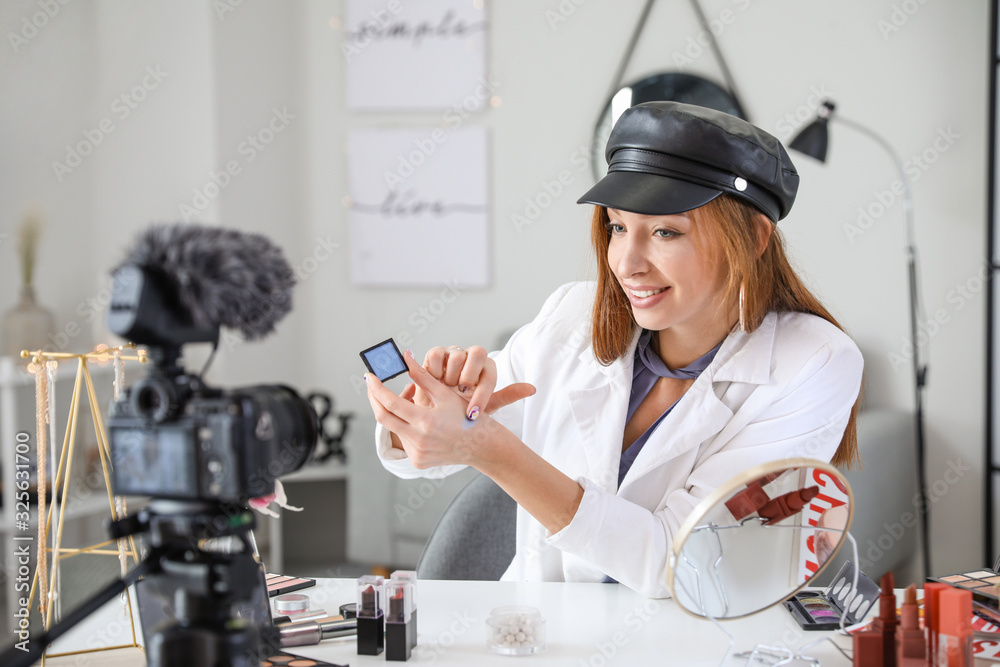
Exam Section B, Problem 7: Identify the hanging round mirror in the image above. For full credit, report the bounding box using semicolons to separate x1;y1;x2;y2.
590;72;748;182
666;458;853;620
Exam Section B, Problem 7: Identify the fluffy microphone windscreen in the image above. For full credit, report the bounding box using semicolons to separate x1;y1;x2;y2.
118;223;296;341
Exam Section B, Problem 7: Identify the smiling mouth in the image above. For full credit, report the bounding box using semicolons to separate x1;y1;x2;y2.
628;287;669;298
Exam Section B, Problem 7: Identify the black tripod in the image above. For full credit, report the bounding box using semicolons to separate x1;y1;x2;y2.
1;500;277;667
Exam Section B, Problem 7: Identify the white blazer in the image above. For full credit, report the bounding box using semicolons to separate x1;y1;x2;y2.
375;282;864;598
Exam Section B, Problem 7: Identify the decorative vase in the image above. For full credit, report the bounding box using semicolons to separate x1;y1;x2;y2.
1;285;56;357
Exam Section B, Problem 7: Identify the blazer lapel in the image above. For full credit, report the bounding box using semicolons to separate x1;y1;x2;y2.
566;332;637;492
618;313;779;490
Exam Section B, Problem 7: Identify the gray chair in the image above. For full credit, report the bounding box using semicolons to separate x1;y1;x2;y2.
811;406;918;586
416;472;517;580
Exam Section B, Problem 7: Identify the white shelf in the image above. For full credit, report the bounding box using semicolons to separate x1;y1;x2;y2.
282;460;349;483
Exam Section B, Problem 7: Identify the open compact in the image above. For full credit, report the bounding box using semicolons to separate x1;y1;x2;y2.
783;560;880;630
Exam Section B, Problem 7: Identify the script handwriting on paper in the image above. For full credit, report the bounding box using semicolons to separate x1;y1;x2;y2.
353;189;486;218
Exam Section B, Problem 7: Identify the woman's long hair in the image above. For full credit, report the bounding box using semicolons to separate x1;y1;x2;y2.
589;195;862;468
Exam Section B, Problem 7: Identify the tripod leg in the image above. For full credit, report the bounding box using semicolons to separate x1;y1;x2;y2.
0;551;157;667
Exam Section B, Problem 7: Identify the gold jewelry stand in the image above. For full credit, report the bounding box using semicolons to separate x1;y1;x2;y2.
20;344;148;663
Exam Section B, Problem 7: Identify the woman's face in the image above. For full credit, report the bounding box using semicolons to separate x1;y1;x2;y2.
606;207;730;337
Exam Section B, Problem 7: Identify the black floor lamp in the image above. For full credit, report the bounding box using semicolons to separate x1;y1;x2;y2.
789;100;931;578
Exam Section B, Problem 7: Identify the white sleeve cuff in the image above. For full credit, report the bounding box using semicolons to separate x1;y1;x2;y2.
543;477;600;551
373;421;467;480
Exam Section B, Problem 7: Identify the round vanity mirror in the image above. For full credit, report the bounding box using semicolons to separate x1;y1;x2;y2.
590;72;747;182
666;458;853;620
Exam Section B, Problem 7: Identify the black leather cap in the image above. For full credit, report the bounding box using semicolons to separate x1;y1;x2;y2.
578;101;799;222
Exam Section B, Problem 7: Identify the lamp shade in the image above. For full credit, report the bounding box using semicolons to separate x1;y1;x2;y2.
789;116;830;163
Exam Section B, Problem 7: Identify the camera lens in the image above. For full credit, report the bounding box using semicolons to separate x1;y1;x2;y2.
130;376;178;423
242;385;319;477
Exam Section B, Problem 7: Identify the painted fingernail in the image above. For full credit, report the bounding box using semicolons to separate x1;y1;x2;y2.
364;374;371;385
459;385;469;393
406;348;415;360
467;406;480;421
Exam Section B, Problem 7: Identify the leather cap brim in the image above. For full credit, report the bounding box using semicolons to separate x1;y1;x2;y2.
576;171;722;216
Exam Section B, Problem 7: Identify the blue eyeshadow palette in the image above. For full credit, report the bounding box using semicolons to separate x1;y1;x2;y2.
360;338;407;382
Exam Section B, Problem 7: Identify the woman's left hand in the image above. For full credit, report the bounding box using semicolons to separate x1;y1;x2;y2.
366;348;500;469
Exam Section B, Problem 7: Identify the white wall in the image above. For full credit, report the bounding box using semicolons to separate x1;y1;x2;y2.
0;0;988;577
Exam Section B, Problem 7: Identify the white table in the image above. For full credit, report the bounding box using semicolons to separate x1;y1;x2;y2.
35;578;858;666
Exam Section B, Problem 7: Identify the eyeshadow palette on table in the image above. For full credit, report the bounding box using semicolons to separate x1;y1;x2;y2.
266;572;317;597
928;569;1000;606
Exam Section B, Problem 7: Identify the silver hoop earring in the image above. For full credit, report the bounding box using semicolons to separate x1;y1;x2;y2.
739;283;747;333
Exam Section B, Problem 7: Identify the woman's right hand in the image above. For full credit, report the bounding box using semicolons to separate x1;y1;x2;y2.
409;345;535;420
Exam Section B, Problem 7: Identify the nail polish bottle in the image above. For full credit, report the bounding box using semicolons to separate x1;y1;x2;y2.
896;585;926;667
356;575;384;656
870;572;898;667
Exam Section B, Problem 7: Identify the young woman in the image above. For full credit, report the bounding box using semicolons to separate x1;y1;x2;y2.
365;102;863;598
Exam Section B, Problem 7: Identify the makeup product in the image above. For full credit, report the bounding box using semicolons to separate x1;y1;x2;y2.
724;471;791;522
266;573;317;598
360;338;407;382
784;560;881;631
896;584;926;667
391;570;418;649
724;481;772;521
272;593;328;623
974;599;1000;625
938;587;972;667
871;572;898;667
357;574;385;656
486;606;546;656
929;569;1000;607
853;629;884;667
758;485;820;525
260;651;348;667
278;617;357;648
923;582;950;663
339;602;357;619
384;579;413;661
274;593;312;615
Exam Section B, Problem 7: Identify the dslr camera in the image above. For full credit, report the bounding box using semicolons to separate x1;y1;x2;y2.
106;233;317;504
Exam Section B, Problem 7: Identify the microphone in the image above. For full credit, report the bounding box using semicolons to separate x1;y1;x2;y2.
111;223;295;343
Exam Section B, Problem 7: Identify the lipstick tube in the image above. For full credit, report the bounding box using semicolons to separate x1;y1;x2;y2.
938;588;972;667
356;575;385;656
724;482;771;521
870;572;898;667
922;582;950;664
391;570;418;649
279;617;357;647
758;486;820;525
896;585;925;666
384;579;413;661
853;629;885;667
